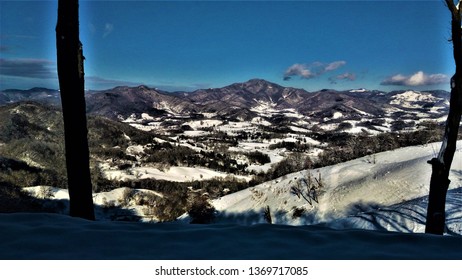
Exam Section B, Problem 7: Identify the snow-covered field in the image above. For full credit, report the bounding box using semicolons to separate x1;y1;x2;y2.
103;165;251;182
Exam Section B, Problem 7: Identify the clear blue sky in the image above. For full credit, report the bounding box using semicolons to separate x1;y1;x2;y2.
0;0;455;92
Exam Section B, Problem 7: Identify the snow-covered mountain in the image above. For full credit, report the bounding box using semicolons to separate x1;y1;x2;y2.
107;81;447;125
85;85;197;120
0;87;60;106
1;79;450;132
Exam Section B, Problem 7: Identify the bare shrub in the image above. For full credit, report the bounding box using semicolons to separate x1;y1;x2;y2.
154;191;189;222
188;194;216;224
118;187;135;207
250;187;264;200
38;186;54;199
290;171;323;206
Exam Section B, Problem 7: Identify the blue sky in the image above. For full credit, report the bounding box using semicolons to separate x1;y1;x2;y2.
0;0;455;92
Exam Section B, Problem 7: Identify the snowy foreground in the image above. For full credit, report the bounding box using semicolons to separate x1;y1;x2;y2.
0;212;461;259
2;142;462;259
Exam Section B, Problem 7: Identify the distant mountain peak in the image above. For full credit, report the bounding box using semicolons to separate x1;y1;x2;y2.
226;79;284;94
243;78;280;87
246;78;273;84
136;85;150;90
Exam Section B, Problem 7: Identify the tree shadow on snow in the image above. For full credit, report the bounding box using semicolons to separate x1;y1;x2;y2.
337;187;462;235
213;207;318;226
14;196;142;222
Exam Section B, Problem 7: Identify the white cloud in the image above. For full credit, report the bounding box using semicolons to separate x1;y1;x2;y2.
329;72;356;84
283;60;347;81
381;71;449;86
283;63;315;80
325;61;346;72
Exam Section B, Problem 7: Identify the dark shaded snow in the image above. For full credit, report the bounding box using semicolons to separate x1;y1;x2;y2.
0;213;461;260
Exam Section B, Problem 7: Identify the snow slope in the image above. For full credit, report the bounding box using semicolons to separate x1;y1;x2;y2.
209;142;462;234
390;90;442;109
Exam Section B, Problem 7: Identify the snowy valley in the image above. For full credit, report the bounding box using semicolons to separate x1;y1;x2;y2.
22;141;462;235
0;80;461;259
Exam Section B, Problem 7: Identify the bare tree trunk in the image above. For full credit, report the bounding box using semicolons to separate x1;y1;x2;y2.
56;0;95;220
425;0;462;234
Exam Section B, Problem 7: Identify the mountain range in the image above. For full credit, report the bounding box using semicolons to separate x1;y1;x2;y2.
0;79;450;123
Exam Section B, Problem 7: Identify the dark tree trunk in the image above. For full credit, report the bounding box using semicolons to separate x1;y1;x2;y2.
425;0;462;234
56;0;95;220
